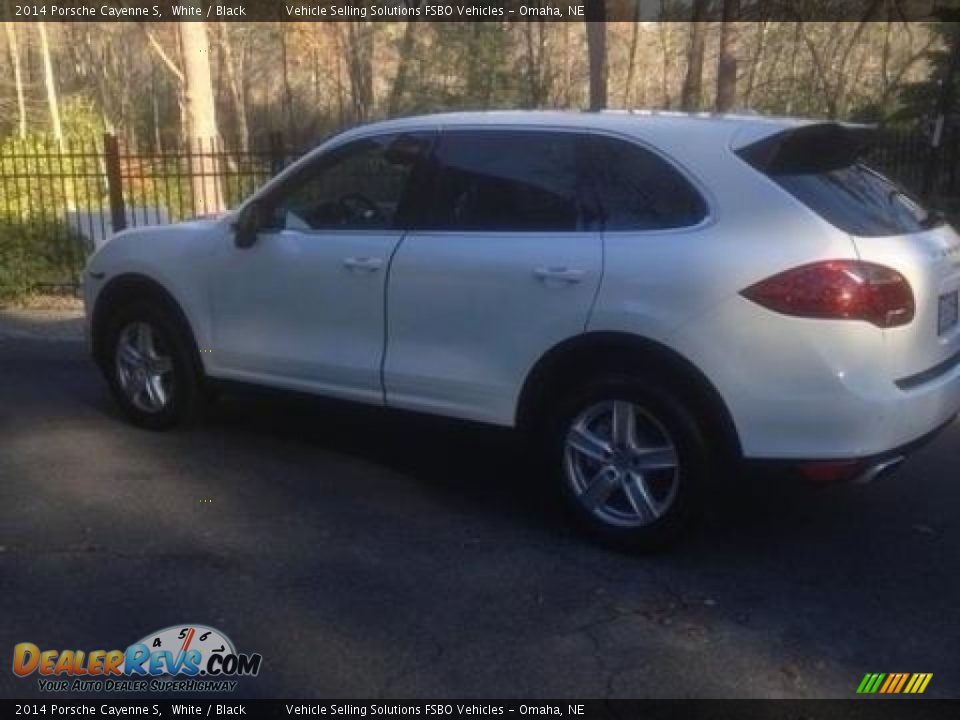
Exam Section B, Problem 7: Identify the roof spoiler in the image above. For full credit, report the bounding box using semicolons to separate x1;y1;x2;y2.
736;123;876;175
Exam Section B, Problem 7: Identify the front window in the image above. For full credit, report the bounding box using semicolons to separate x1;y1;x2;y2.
265;133;430;231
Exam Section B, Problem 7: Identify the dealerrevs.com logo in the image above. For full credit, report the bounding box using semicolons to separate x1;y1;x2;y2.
13;625;262;693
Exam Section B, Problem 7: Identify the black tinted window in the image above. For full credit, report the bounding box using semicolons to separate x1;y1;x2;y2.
771;164;939;236
589;136;707;230
426;131;588;232
269;133;429;231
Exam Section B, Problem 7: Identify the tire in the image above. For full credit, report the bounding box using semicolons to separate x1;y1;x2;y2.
102;301;201;430
540;373;711;550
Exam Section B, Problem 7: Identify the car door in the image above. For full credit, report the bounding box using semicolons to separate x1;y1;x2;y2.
383;128;603;425
209;131;433;404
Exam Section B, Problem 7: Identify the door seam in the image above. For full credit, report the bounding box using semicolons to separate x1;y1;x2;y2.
380;231;408;406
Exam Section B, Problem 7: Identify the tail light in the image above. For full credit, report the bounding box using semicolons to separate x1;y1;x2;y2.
741;260;914;328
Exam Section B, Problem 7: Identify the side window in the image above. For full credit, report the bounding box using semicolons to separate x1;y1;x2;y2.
425;130;590;232
589;136;707;231
266;133;430;231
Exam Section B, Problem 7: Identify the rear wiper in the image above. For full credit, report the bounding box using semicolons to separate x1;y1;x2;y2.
887;188;944;229
921;209;946;229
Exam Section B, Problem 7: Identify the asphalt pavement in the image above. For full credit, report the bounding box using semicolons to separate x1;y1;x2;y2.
1;310;958;699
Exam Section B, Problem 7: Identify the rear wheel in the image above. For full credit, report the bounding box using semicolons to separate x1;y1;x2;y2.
103;303;200;430
543;374;711;550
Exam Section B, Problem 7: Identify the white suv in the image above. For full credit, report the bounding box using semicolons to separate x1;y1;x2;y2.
84;111;960;548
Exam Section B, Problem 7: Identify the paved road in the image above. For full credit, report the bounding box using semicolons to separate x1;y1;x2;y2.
1;311;958;699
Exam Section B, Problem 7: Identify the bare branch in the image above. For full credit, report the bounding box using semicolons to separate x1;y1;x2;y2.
143;26;183;84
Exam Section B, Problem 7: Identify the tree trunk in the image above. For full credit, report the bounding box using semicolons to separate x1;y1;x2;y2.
180;18;223;213
388;19;417;117
341;22;374;122
522;19;550;108
37;22;63;149
658;21;671;108
742;20;767;108
623;3;642;107
218;22;249;151
559;22;573;107
524;21;537;107
716;0;739;112
4;20;26;138
680;0;710;111
585;0;607;110
785;22;801;115
279;24;295;140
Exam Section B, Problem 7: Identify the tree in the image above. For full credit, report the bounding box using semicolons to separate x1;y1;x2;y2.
180;18;222;212
339;22;375;122
216;23;250;149
3;20;26;138
622;1;642;107
145;17;223;212
585;0;607;110
716;0;739;112
37;22;63;149
388;19;418;116
740;19;768;109
800;2;883;119
681;0;711;111
897;19;960;125
0;18;945;149
522;18;551;107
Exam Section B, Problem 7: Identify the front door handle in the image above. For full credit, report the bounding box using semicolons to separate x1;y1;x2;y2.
533;267;585;284
343;257;383;273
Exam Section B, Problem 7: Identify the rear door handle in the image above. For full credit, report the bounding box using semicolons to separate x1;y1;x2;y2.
343;257;383;273
533;267;585;284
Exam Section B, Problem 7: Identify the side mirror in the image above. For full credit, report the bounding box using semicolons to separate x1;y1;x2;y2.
233;202;260;249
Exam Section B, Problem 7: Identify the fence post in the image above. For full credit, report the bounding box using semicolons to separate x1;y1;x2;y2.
104;133;126;233
268;132;285;176
949;128;959;195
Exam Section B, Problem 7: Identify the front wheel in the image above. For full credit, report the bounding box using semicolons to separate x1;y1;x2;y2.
544;375;711;550
103;303;200;430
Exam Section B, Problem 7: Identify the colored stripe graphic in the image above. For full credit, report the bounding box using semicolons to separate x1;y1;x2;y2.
879;674;896;693
858;672;932;694
856;673;886;693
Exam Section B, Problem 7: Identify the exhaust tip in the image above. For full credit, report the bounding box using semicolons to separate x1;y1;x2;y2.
852;456;906;485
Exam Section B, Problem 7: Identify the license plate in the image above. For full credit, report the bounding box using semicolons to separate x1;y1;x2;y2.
939;291;959;335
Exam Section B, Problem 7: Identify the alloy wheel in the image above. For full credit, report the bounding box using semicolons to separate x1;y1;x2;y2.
564;400;680;528
114;321;175;414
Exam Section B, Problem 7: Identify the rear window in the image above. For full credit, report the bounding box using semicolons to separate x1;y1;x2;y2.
771;163;939;237
425;130;588;232
735;123;941;237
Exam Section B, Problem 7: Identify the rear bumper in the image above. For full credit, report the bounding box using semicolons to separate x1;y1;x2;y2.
671;291;960;460
745;413;956;483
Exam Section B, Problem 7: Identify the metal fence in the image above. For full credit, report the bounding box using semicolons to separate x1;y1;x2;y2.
866;126;960;202
0;127;957;296
0;133;301;296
